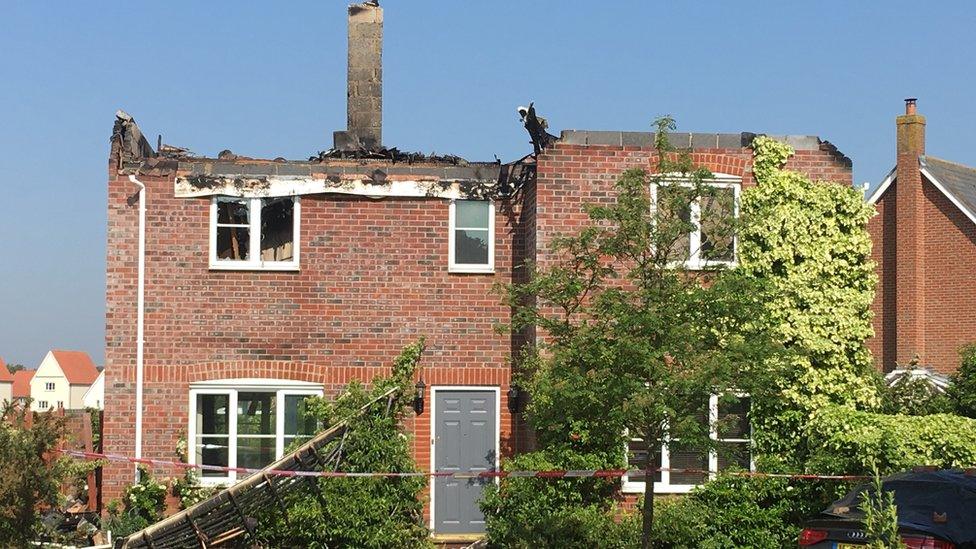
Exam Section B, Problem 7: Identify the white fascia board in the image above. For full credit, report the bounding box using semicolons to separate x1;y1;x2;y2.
866;167;896;204
175;176;498;200
920;166;976;226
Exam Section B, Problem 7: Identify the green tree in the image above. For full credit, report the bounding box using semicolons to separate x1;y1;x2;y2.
738;136;881;462
948;345;976;418
5;363;25;374
0;402;69;548
506;118;784;548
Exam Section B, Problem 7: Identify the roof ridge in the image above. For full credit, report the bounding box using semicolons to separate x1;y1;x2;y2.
923;155;976;173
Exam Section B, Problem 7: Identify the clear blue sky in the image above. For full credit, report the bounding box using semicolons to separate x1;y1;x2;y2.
1;1;974;367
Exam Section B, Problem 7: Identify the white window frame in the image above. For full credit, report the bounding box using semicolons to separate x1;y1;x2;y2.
187;379;323;485
38;400;49;409
45;382;55;392
209;196;301;271
622;393;752;494
650;174;740;270
448;199;495;273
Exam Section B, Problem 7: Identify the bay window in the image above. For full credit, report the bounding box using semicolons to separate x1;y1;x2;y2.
189;381;321;484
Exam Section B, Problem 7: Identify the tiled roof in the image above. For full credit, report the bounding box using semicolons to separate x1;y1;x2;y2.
51;350;99;385
921;156;976;224
0;358;11;383
12;370;34;398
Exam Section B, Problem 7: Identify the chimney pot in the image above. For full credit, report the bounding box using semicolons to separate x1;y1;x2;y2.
905;97;918;115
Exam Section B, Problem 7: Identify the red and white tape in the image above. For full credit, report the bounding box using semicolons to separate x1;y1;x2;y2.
59;449;867;481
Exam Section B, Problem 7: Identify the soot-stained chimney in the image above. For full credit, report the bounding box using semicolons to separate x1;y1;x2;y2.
341;2;383;151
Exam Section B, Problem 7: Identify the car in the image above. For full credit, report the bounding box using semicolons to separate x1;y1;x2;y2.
798;469;976;548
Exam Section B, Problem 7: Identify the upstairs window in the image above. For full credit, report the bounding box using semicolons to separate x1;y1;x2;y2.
449;200;494;273
45;382;55;391
622;393;752;493
652;177;739;269
210;197;300;270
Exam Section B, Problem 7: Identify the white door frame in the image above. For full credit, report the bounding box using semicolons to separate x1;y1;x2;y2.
429;385;501;531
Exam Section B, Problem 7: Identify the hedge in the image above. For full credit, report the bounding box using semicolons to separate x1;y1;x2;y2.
805;405;976;475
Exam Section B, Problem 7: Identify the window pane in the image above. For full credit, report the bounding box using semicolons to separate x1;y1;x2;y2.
196;436;229;477
237;392;276;435
718;441;751;472
237;437;276;471
260;198;294;262
196;394;229;435
285;395;317;437
700;187;735;262
455;229;490;265
217;199;249;225
669;449;707;484
217;227;250;261
627;439;662;483
455;201;489;228
718;395;751;439
656;185;692;262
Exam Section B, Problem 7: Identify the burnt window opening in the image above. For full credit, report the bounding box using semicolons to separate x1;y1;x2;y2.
211;196;300;270
449;200;494;273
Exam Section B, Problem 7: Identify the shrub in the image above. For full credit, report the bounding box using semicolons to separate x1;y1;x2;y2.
949;345;976;418
653;473;848;549
0;403;69;548
805;406;976;475
255;340;431;549
102;467;167;538
481;449;634;549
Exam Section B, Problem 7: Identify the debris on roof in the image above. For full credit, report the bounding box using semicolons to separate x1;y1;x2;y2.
518;103;557;154
311;144;470;166
112;110;156;165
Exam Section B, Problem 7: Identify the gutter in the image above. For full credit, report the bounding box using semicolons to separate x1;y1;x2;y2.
128;175;146;480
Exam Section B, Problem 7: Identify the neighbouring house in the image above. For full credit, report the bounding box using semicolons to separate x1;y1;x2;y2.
12;370;34;405
83;370;104;410
867;99;976;375
102;1;853;537
30;350;100;411
0;357;12;404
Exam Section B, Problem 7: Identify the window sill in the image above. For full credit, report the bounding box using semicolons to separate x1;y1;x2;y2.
677;261;738;271
209;263;300;272
448;265;495;274
621;481;697;494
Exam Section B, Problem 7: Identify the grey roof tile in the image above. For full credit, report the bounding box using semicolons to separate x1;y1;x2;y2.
922;156;976;219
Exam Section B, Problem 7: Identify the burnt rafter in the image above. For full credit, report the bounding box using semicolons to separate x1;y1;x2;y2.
518;102;558;154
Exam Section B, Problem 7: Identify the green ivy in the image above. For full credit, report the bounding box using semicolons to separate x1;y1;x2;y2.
806;406;976;475
739;136;881;462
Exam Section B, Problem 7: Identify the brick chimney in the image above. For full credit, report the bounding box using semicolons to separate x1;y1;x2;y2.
894;98;927;366
339;2;383;151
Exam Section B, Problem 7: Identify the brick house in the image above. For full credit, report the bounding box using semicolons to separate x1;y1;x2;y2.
867;99;976;375
102;2;854;537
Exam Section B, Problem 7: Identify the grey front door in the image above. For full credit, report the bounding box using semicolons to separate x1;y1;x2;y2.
433;389;497;535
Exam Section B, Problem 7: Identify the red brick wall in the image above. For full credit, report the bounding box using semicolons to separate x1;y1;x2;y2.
534;142;853;270
103;169;524;508
870;176;976;374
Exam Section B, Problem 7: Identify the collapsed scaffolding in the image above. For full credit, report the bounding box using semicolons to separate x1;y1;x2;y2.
114;387;398;549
